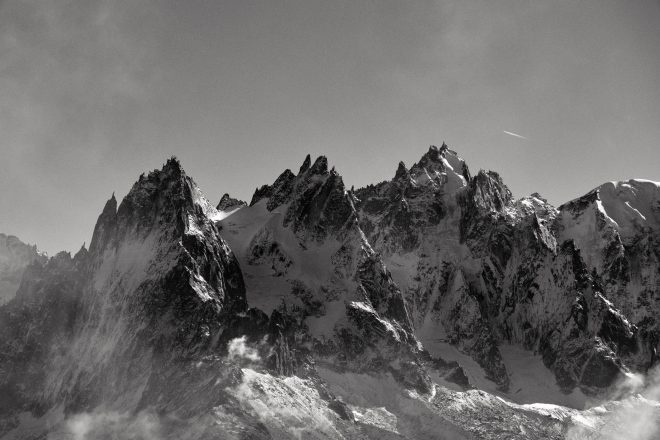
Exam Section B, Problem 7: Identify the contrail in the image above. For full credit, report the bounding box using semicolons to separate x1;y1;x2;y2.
503;130;528;140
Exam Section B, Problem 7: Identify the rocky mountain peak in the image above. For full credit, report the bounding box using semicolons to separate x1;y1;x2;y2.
89;193;118;254
557;178;660;268
114;158;210;233
309;155;329;175
103;192;117;215
248;155;352;236
73;243;89;262
216;193;246;212
410;145;446;175
161;155;185;177
394;161;410;181
468;170;513;212
403;144;470;193
0;234;46;305
108;191;116;206
298;154;312;174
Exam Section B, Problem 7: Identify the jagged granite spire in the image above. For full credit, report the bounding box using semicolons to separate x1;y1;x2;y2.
394;161;409;180
89;193;117;254
298;154;312;174
309;155;328;175
265;169;296;210
88;158;248;319
249;155;333;211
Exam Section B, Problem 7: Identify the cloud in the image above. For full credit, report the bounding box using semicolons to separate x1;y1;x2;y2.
502;130;528;140
227;336;261;363
567;367;660;440
50;411;162;440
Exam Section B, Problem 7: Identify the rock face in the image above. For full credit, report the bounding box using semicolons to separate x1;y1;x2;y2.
0;234;45;305
1;150;660;440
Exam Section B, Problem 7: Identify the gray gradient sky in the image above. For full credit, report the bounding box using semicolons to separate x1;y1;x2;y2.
1;0;659;255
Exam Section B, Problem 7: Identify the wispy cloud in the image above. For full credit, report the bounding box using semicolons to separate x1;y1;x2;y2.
503;130;528;140
567;367;660;439
227;336;261;363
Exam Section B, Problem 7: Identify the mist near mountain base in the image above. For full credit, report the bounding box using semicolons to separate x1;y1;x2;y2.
50;411;162;440
567;367;660;440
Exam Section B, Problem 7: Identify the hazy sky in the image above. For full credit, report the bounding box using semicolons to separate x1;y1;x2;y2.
1;0;659;255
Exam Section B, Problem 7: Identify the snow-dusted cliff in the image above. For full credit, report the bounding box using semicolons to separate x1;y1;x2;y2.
558;179;660;373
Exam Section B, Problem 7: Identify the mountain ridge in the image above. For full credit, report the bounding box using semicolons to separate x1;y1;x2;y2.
1;146;659;439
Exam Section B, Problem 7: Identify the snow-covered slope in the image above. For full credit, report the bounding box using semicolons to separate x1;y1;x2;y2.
558;179;660;270
596;180;660;237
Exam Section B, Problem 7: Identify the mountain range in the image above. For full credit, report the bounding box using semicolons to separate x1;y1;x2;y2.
1;144;659;440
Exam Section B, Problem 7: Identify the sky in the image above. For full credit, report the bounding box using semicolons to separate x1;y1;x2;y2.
1;0;659;255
